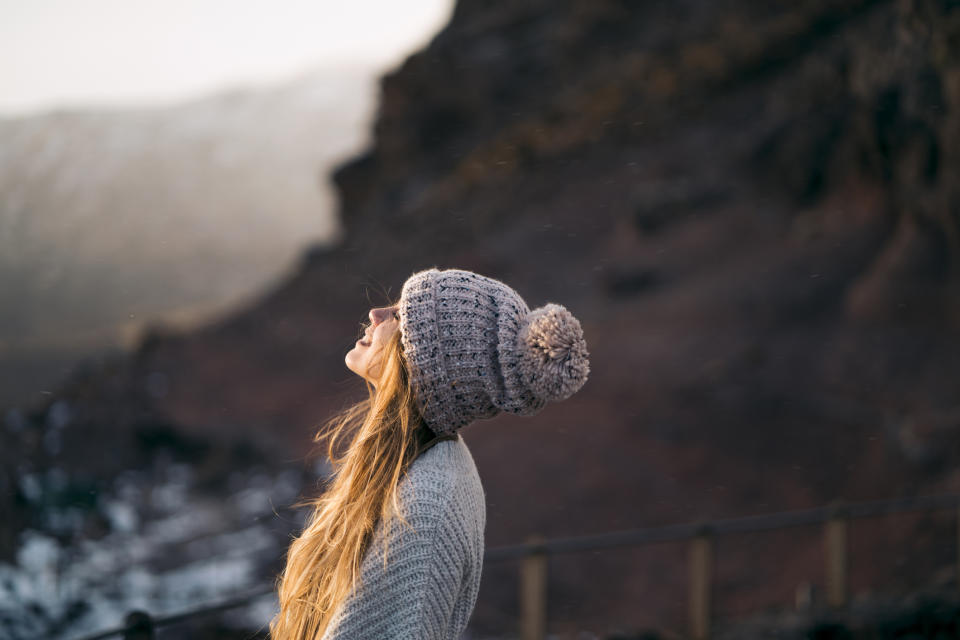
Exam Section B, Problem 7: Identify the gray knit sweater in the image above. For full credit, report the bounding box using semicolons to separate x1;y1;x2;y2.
320;435;486;639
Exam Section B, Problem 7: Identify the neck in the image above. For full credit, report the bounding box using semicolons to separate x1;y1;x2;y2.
415;419;435;447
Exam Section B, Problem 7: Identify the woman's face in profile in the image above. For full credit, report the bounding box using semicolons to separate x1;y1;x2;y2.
345;305;400;385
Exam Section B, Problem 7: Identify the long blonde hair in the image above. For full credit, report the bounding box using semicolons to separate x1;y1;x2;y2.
270;313;428;639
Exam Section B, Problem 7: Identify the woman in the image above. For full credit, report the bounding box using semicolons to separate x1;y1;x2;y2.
271;267;590;639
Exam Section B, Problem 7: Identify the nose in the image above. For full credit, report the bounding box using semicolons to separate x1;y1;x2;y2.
369;306;398;325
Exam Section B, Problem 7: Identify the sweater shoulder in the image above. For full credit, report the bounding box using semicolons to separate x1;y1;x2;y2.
396;436;485;524
403;436;483;495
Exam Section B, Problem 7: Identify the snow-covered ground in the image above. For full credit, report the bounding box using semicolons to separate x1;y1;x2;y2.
1;448;323;639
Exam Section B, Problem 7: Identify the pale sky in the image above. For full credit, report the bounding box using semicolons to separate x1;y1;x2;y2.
0;0;453;116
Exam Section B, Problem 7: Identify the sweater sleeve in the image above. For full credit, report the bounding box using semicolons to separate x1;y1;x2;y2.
320;491;470;640
407;508;467;640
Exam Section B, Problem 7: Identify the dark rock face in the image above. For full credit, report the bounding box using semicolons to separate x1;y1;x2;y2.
9;0;960;636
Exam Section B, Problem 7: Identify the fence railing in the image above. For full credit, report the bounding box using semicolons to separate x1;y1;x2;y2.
64;492;960;640
65;585;277;640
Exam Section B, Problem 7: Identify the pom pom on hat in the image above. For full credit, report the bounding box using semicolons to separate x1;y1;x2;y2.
516;303;590;402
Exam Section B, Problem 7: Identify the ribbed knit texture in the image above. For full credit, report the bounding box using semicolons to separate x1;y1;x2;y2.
399;268;590;436
320;436;486;640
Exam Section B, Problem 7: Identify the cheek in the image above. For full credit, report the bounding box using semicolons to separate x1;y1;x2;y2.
378;324;399;345
367;342;390;374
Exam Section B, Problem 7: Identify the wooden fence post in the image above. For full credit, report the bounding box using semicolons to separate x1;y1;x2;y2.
825;503;847;608
123;610;154;640
795;581;814;612
520;534;547;640
688;525;713;640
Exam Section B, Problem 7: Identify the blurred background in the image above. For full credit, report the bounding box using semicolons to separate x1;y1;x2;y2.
2;0;959;638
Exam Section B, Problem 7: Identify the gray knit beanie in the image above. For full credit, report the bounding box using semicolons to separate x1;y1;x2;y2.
397;267;590;436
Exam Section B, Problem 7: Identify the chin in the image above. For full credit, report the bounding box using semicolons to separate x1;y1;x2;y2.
345;347;374;382
344;352;359;375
